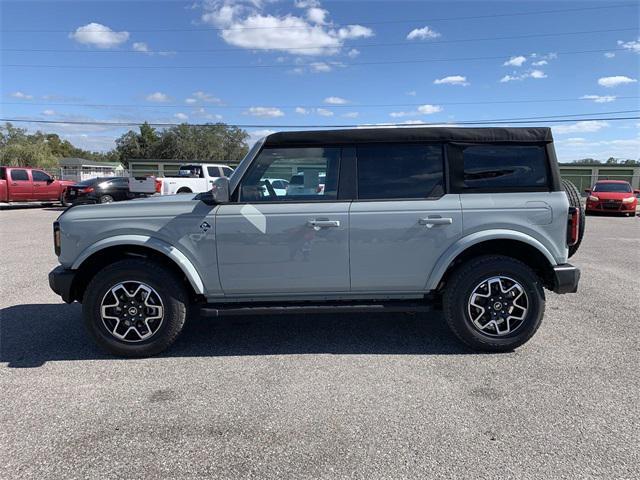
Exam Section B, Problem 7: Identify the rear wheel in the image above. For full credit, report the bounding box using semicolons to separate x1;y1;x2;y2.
99;194;114;204
83;259;189;357
562;179;585;257
176;187;192;194
443;255;545;352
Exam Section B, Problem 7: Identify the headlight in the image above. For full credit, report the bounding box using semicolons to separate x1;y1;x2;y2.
588;195;599;202
622;196;635;204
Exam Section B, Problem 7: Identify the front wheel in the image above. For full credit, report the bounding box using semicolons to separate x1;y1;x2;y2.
82;259;189;357
443;255;545;352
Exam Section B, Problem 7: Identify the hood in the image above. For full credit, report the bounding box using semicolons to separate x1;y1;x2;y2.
59;192;211;222
590;191;635;200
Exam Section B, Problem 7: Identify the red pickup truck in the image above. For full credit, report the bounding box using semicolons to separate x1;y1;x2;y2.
0;166;75;204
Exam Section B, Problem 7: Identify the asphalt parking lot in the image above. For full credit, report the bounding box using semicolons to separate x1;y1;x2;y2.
1;207;639;479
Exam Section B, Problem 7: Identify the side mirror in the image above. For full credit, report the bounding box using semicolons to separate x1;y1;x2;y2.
634;189;640;195
200;176;229;205
584;189;591;194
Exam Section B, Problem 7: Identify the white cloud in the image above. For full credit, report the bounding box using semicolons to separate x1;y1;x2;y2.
69;22;129;48
581;94;616;103
532;60;547;66
295;107;309;114
188;91;222;103
598;75;637;87
390;104;443;117
342;112;359;118
132;42;149;53
347;48;360;58
10;91;33;100
294;0;320;8
406;26;440;40
246;106;285;117
617;38;640;53
406;90;416;96
434;75;469;86
324;96;348;105
174;113;189;121
337;25;374;40
42;110;56;116
553;121;609;134
316;108;333;117
500;69;547;82
417;104;442;114
307;7;328;25
201;1;373;56
310;62;332;72
146;92;170;102
503;55;527;67
604;52;616;58
248;128;276;146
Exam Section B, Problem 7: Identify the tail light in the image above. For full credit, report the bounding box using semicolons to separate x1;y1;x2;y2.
53;221;61;256
155;178;163;193
567;207;580;247
81;187;94;193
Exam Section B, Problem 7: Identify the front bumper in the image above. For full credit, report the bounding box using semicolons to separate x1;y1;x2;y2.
551;263;580;294
48;266;77;303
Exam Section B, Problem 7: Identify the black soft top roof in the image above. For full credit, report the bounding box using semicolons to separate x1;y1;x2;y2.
264;126;553;146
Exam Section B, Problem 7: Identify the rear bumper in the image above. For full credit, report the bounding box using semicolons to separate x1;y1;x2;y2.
48;266;77;303
551;263;580;294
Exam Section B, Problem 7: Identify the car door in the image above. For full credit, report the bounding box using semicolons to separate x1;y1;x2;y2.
215;146;350;296
31;170;58;200
8;169;33;201
349;143;462;292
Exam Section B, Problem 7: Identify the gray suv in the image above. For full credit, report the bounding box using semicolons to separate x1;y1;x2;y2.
49;127;582;357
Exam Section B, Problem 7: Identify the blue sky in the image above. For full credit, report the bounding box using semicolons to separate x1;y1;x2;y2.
1;0;639;160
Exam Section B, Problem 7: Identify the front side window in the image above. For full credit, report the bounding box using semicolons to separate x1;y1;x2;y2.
240;147;340;202
32;170;52;182
222;167;234;177
10;169;29;181
462;145;548;190
207;166;222;177
356;144;444;200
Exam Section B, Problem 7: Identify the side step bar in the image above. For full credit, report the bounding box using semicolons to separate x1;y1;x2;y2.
199;300;435;318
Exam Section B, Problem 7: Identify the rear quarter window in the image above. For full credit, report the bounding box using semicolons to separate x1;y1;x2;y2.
460;145;549;191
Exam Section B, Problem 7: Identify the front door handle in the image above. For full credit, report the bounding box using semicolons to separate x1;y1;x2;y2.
307;219;340;229
419;217;453;227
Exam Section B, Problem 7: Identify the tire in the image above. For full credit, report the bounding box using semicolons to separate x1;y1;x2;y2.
562;179;585;258
442;255;545;352
176;188;192;194
99;194;114;204
82;259;189;357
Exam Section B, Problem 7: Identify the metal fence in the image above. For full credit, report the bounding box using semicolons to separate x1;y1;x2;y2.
561;174;640;194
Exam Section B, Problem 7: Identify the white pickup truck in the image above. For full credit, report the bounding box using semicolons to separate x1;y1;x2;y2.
129;163;234;196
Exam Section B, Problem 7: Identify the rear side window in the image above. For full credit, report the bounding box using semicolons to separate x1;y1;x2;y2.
10;169;29;181
462;145;548;190
356;144;444;200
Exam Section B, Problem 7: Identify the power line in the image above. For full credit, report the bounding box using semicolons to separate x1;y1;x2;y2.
2;27;636;53
3;96;639;110
2;115;638;129
2;3;635;33
1;48;624;70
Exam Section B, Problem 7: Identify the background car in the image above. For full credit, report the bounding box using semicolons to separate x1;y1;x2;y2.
65;177;147;204
260;178;289;196
286;172;326;196
585;180;638;216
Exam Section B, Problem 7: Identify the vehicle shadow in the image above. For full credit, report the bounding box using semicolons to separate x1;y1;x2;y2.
0;303;472;368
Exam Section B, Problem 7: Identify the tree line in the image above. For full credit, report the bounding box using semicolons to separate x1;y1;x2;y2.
0;122;250;169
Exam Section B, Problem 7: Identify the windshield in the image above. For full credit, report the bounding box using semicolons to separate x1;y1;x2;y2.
593;182;632;193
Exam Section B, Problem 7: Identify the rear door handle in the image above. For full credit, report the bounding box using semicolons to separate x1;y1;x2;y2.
419;217;453;227
307;219;340;229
